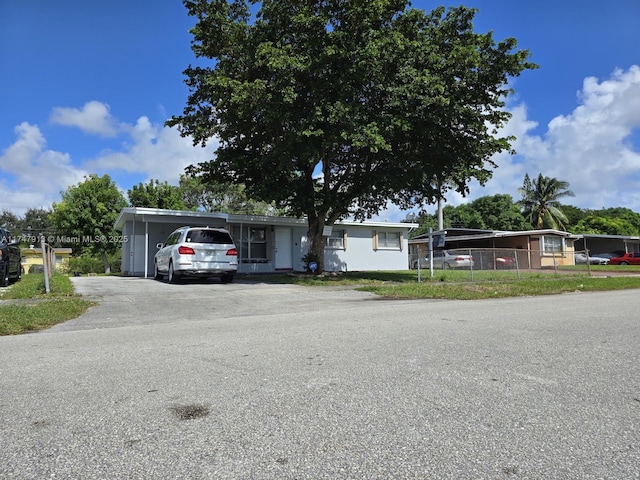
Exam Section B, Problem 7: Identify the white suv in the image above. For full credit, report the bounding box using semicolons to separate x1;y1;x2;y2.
154;226;238;283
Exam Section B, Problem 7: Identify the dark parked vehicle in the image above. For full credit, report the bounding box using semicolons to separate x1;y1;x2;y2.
0;227;22;286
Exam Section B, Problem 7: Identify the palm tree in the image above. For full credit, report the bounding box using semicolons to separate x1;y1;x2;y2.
518;173;575;230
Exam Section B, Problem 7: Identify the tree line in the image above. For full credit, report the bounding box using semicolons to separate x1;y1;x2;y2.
3;172;639;256
0;173;278;273
410;173;640;238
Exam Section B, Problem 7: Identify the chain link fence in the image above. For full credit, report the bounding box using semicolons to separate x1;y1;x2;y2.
409;247;597;280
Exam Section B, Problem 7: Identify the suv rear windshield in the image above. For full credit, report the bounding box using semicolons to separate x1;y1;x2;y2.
186;229;234;244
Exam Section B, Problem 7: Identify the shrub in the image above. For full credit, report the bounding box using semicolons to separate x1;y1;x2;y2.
301;252;321;273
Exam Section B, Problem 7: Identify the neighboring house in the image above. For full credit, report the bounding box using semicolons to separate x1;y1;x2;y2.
114;207;417;277
409;228;579;269
573;234;640;255
21;247;72;273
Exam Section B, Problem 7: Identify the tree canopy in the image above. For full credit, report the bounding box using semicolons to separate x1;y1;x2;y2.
409;193;528;237
128;179;188;210
178;175;282;215
169;0;536;269
51;174;128;272
1;208;53;239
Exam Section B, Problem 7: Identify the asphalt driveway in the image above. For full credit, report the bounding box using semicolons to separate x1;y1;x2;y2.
1;276;639;479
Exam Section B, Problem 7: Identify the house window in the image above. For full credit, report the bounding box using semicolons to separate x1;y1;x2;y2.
235;227;268;263
542;236;564;255
326;230;347;250
374;231;402;250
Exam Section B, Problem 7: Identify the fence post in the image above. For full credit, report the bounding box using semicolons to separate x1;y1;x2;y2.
40;235;50;294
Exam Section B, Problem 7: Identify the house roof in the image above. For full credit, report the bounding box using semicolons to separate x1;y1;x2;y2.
574;233;640;241
409;228;579;244
114;207;418;231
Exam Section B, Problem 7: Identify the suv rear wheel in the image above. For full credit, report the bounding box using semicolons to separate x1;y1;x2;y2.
168;262;180;284
221;273;234;284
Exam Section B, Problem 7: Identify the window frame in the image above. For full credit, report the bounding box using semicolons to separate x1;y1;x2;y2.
234;226;269;263
373;230;403;251
541;235;564;255
326;229;347;250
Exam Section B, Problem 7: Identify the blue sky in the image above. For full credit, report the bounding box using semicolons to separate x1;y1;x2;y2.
2;1;640;220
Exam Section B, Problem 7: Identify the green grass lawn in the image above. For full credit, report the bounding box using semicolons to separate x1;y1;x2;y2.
245;266;640;300
0;273;95;335
2;266;639;336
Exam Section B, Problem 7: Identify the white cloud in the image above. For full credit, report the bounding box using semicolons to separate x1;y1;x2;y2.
0;122;87;215
442;65;640;213
50;100;119;137
1;102;216;216
85;116;214;184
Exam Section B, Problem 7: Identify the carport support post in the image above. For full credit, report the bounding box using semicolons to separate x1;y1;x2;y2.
144;220;149;279
429;228;434;279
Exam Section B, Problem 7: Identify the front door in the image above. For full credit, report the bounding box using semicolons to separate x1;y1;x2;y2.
274;227;293;270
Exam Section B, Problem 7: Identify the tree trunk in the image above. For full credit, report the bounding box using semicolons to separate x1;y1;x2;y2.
306;216;325;273
101;251;112;275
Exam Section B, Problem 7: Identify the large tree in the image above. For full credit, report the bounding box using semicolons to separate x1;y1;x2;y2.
0;209;20;232
179;174;282;215
518;173;575;230
572;215;638;236
470;194;529;231
410;194;531;237
51;174;128;272
168;0;536;270
128;179;188;210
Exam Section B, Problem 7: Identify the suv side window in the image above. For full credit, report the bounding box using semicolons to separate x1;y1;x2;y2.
165;232;181;246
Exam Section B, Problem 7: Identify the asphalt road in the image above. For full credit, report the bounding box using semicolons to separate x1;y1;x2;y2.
1;276;639;479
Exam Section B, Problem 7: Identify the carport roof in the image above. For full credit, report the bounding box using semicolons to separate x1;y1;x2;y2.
114;207;417;231
409;228;579;244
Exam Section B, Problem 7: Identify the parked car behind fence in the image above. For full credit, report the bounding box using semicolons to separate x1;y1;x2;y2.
608;252;640;266
409;248;607;276
574;252;610;265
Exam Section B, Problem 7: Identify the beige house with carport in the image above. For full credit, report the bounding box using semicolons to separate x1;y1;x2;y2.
409;228;579;269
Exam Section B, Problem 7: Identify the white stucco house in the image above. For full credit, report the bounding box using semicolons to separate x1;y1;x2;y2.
114;207;417;277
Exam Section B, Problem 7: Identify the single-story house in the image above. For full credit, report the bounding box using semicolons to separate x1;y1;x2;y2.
113;207;418;277
21;247;73;273
409;228;579;269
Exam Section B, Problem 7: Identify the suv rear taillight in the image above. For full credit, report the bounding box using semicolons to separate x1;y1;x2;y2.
178;245;195;255
227;248;238;256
